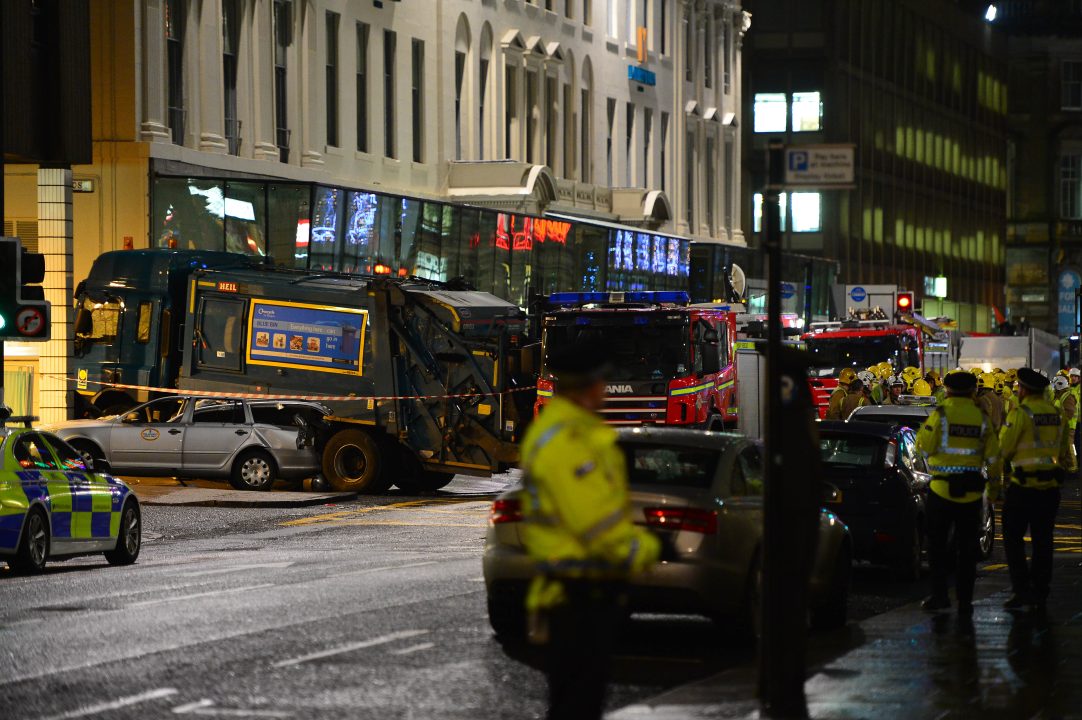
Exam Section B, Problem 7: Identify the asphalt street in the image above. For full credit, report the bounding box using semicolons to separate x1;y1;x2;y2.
1;473;1046;720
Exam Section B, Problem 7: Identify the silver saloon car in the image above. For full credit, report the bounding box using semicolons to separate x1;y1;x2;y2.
483;427;852;639
44;396;326;490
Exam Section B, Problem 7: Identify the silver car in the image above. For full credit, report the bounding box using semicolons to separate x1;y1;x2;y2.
483;427;853;639
44;396;327;491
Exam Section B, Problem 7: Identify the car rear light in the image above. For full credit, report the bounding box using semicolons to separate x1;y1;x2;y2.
643;507;718;534
490;498;523;525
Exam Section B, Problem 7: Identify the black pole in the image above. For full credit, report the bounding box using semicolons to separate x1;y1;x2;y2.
1;4;7;411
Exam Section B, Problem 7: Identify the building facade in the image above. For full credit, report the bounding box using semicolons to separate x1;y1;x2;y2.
2;0;749;420
995;0;1082;336
741;0;1007;330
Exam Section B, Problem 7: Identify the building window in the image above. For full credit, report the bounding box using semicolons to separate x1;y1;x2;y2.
704;17;713;89
583;0;592;25
581;87;592;182
526;70;540;163
723;136;734;229
660;111;669;192
1063;61;1082;110
752;193;819;232
273;0;292;162
753;93;787;133
411;39;424;163
455;50;466;160
505;65;518;160
479;45;491;158
383;30;396;159
222;0;240;155
660;0;667;55
722;15;731;94
356;23;369;153
563;82;575;178
606;98;616;186
325;12;340;147
165;0;186;146
683;10;693;83
792;91;822;132
686;129;696;225
625;102;635;186
546;75;559;170
643;108;652;188
1062;155;1082;219
705;135;716;230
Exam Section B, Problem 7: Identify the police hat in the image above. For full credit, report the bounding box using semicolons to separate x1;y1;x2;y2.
1016;367;1050;392
547;339;611;387
943;371;977;394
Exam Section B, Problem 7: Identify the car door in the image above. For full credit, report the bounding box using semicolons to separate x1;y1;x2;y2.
182;400;251;475
108;397;187;473
11;433;78;553
714;443;764;605
43;434;118;550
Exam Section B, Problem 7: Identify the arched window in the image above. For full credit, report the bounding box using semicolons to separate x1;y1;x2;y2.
164;0;188;145
580;56;593;182
562;50;576;179
454;15;472;160
479;23;494;159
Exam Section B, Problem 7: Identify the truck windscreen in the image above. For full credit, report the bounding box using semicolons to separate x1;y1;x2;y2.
544;319;690;381
806;336;911;370
74;296;122;346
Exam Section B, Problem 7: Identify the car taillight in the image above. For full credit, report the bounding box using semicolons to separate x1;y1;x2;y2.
643;507;718;534
490;498;523;525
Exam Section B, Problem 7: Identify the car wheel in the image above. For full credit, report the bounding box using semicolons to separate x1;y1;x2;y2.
894;526;923;582
810;543;850;630
322;430;390;493
979;497;995;560
68;439;104;468
230;449;278;491
10;507;50;574
487;590;527;641
105;501;142;565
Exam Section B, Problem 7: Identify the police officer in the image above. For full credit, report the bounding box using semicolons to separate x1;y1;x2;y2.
998;368;1073;612
917;370;1001;617
1068;368;1081;473
826;368;857;420
520;341;660;720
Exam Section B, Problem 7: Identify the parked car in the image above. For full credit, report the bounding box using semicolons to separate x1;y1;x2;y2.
43;396;328;491
844;407;997;560
482;427;853;640
0;426;141;573
818;421;930;580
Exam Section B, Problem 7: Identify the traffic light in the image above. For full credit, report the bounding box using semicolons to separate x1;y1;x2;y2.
896;291;914;316
0;237;51;341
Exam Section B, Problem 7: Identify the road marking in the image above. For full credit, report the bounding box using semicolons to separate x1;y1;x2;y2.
127;584;275;608
36;687;178;720
391;642;435;656
335;519;484;528
336;560;438;578
983;563;1008;571
172;699;292;717
272;629;429;667
280;498;481;527
183;562;295;578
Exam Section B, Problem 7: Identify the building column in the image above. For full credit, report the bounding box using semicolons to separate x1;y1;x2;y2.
250;0;280;161
37;168;74;424
140;0;171;142
197;0;228;153
299;1;324;167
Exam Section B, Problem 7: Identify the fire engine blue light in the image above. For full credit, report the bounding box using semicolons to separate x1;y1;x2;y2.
575;317;592;325
624;291;690;304
633;316;649;325
548;292;609;306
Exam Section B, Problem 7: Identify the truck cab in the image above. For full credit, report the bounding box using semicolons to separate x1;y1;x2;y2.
535;291;738;429
72;250;256;416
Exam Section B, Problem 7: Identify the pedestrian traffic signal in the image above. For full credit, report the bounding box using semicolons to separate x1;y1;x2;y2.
0;237;51;341
896;292;914;316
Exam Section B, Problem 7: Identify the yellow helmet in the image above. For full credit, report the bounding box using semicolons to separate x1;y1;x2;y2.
993;367;1004;375
1005;369;1018;382
902;366;921;382
925;369;941;386
912;379;932;397
995;378;1007;396
979;372;996;390
970;367;983;375
877;363;893;380
838;368;857;385
1058;368;1070;378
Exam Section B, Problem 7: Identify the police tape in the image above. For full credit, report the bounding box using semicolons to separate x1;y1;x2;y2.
46;374;537;403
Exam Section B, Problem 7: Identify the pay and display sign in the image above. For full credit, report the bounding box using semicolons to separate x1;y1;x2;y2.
784;145;855;188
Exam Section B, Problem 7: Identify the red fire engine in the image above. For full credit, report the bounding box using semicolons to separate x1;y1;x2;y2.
802;318;926;418
535;292;738;429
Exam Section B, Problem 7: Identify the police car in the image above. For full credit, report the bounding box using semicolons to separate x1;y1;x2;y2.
0;419;141;573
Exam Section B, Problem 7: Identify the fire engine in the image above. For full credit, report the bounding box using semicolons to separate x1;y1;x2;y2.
802;314;926;419
535;291;738;429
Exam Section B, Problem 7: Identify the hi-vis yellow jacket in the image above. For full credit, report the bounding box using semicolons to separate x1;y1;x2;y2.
916;396;1001;504
520;396;660;607
999;395;1075;489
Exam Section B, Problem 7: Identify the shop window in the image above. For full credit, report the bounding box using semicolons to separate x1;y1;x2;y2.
268;184;310;268
310;186;343;270
753;93;787;133
225;182;267;256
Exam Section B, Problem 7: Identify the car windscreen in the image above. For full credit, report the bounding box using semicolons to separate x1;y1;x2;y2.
621;443;720;489
544;318;690;381
819;435;885;469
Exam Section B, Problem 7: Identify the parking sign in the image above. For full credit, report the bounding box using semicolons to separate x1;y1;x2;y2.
783;145;855;188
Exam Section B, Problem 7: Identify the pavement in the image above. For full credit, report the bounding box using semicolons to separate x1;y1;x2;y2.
612;485;1082;720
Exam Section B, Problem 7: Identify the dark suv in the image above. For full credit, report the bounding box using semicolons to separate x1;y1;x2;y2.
818;421;931;580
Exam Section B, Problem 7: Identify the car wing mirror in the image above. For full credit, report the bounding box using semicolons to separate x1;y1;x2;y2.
91;458;112;474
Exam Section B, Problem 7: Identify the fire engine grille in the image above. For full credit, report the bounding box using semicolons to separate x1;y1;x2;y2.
599;396;669;424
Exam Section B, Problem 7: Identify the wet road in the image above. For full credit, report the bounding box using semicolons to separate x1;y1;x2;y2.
1;475;1050;720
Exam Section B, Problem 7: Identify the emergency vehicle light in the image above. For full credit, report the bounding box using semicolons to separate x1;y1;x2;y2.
625;291;690;304
548;292;610;306
547;291;690;306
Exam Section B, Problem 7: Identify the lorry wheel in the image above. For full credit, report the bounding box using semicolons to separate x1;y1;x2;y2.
323;430;389;493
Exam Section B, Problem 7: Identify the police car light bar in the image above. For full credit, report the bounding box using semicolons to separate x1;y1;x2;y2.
546;291;690;307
